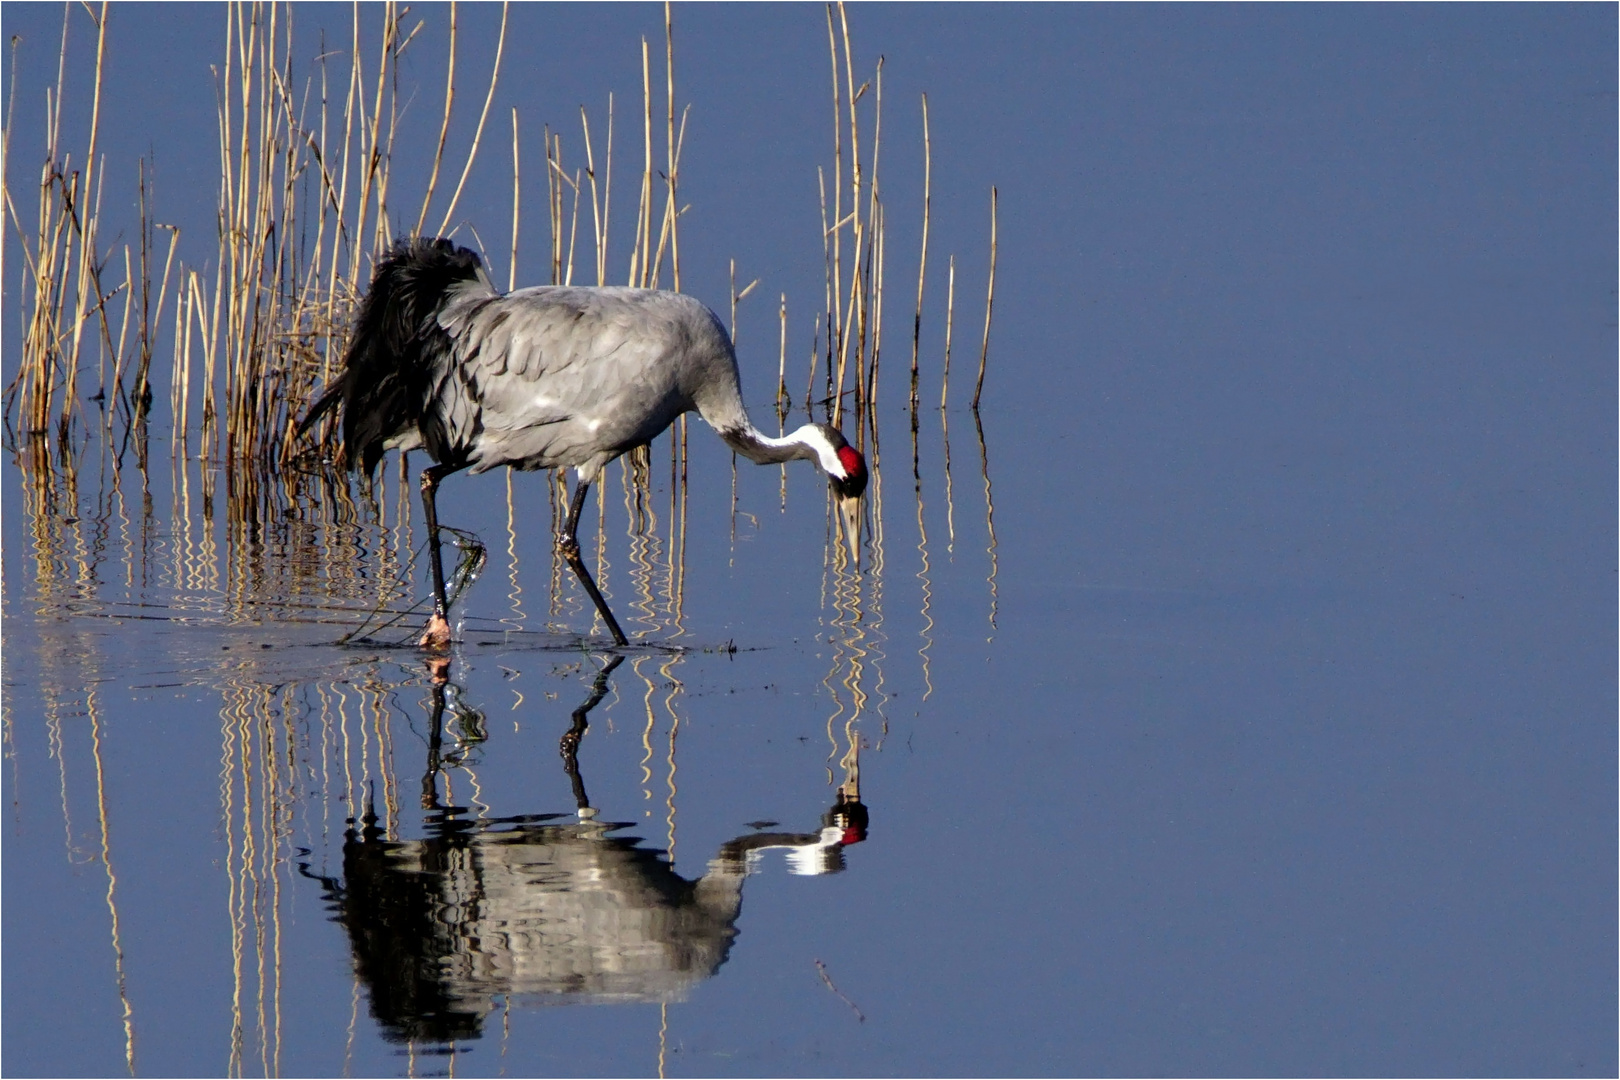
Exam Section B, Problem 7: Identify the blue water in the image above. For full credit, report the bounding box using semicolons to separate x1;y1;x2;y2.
3;5;1614;1076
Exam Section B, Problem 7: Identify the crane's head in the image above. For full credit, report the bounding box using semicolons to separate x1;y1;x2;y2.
800;423;867;565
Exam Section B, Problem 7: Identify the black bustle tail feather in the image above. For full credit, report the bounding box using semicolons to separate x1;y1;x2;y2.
297;238;487;475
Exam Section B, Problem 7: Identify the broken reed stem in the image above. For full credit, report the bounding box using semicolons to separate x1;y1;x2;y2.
973;186;997;410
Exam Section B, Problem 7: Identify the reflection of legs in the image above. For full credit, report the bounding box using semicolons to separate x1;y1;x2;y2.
419;463;464;649
422;680;447;809
559;477;628;646
559;655;625;812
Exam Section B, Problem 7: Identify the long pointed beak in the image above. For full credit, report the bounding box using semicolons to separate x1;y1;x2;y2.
838;494;862;568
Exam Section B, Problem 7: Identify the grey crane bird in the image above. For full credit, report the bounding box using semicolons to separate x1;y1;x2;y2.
300;237;868;648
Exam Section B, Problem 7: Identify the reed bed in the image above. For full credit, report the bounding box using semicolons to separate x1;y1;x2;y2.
4;1;995;478
5;1;1002;665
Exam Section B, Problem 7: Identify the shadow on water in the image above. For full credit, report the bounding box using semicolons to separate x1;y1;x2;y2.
302;656;867;1046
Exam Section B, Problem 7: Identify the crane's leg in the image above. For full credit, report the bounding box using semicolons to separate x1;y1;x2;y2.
559;477;629;646
418;462;464;649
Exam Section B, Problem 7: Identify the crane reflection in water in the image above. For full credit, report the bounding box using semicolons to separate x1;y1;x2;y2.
303;655;868;1044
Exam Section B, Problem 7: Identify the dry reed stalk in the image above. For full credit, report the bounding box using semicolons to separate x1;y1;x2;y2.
663;1;680;292
130;159;150;416
646;103;688;291
867;199;885;426
199;269;220;453
545;126;560;283
630;36;652;287
838;5;868;424
728;259;759;343
341;2;394;290
910;93;930;418
64;2;109;434
3;6;119;438
435;1;507;236
508;106;518;290
565;169;582;287
19;12;71;435
108;246;135;405
147;224;180;420
415;1;457;239
973;186;997;410
326;6;361;335
167;275;183;446
0;43;34;419
580;101;610;286
814;3;888;432
805;315;821;419
545;132;582;285
817;164;832;407
825;7;843;403
860;53;885;426
179;273;199;449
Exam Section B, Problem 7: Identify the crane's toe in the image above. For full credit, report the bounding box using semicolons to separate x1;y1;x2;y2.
419;613;453;651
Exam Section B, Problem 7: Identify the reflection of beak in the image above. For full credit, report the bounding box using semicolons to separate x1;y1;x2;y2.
838;494;862;566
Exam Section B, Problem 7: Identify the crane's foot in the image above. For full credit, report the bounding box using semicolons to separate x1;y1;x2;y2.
418;612;452;651
424;656;451;685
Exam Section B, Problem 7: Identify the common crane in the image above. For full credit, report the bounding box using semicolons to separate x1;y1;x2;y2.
300;238;868;648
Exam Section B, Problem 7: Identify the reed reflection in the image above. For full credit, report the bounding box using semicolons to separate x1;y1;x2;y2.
306;656;869;1045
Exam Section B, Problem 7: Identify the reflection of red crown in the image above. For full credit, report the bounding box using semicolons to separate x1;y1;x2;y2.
839;825;866;846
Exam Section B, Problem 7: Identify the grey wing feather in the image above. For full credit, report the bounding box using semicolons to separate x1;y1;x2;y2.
436;288;718;474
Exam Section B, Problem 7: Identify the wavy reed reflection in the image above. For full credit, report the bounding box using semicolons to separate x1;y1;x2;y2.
7;373;996;1070
912;420;937;699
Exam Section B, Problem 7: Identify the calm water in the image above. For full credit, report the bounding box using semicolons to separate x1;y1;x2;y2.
4;5;1615;1077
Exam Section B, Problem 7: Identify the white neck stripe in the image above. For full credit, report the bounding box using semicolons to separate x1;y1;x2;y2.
753;424;843;477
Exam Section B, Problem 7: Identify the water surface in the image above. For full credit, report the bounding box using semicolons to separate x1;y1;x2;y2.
4;4;1615;1076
